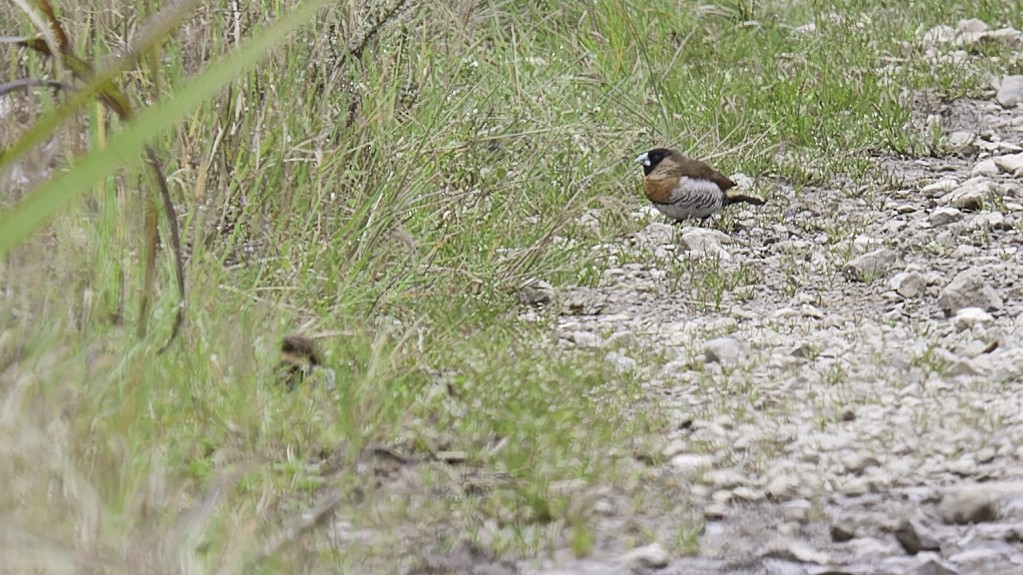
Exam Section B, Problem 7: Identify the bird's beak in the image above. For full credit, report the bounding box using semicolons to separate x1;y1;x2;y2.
634;152;650;166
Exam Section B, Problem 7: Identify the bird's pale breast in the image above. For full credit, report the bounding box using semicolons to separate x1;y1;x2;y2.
646;177;724;220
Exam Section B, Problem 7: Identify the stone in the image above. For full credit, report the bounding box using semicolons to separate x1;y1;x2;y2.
661;439;687;459
793;22;817;36
766;473;800;500
517;279;555;305
952;307;995;332
704;503;729;520
841;451;881;475
635;222;675;248
846;536;903;557
730;486;765;502
669;454;715;477
936;268;1003;316
730;173;755;190
830;522;857;542
568;331;603;347
894;517;941;554
604;351;637;373
853;235;885;253
957;18;988;34
843;249;897;282
922;24;955;45
621;543;669;569
943;179;993;211
704;468;749;489
781;499;813;522
972;211;1010;230
890;271;928;298
945;131;977;153
704;337;744;365
929;207;963;226
899;553;958;575
922;178;958;196
994;152;1023;176
762;539;831;565
841;477;873;496
971;159;999;176
940;488;998;524
679;228;733;259
972;522;1023;541
984;27;1023;45
950;245;978;258
996;75;1023;107
947;548;1011;573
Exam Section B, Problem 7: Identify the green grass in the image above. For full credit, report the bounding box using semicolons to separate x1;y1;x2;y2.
3;0;1023;571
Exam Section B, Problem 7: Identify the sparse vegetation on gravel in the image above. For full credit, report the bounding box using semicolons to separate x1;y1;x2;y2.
2;1;1023;573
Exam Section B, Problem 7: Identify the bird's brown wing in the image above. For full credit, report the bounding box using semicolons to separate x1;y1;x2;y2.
650;153;736;191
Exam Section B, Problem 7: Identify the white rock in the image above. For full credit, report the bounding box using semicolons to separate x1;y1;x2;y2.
852;235;885;253
972;211;1009;230
901;552;959;575
946;131;977;152
604;351;637;373
985;27;1023;45
731;486;764;502
669;453;715;477
843;249;898;282
762;539;831;565
704;468;749;489
704;337;744;364
635;222;675;248
957;18;989;34
704;503;728;520
942;178;994;210
679;228;733;259
894;517;942;554
730;172;755;190
953;307;995;332
929;207;963;226
621;543;670;569
937;268;1004;316
940;487;998;524
996;75;1023;107
766;473;800;500
922;178;958;196
793;22;817;35
517;279;555;305
568;331;603;347
971;159;999;176
890;271;928;298
950;245;978;258
922;24;955;45
994;152;1023;175
948;548;1012;574
661;439;687;458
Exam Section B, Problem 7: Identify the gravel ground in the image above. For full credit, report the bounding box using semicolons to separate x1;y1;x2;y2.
516;22;1023;575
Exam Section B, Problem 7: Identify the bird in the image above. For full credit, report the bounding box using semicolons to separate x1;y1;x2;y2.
634;148;765;224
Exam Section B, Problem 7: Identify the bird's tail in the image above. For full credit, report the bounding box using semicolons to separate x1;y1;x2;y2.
723;191;766;206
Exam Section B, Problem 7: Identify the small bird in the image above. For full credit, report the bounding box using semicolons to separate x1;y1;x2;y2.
634;148;765;224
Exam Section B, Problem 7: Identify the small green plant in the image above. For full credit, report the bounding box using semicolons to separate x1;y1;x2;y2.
570;521;595;558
